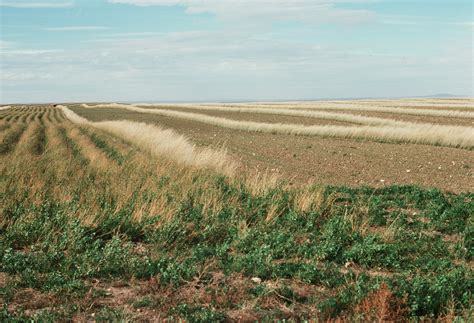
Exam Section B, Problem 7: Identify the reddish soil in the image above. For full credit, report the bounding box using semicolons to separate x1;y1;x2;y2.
72;106;474;193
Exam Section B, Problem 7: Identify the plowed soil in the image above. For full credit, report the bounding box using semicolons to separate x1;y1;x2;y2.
70;106;474;193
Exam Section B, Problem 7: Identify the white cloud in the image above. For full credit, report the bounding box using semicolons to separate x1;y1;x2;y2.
0;1;73;8
44;26;112;31
2;29;471;103
1;71;53;81
1;49;62;55
107;0;376;24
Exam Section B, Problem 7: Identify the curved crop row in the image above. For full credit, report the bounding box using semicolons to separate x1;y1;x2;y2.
0;124;27;154
223;99;474;109
224;102;474;119
80;103;474;149
61;106;236;175
30;125;47;155
134;103;473;128
57;127;89;166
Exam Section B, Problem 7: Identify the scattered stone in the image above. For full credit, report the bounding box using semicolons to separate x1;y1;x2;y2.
251;277;262;284
344;261;354;269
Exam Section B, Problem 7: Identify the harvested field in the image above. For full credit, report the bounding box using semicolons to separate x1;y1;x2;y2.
1;102;473;321
71;99;474;193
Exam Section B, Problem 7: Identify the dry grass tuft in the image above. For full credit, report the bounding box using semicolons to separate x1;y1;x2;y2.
351;283;408;321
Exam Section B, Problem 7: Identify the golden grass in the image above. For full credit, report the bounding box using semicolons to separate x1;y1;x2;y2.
68;126;114;171
1;109;270;226
227;98;474;109
230;102;474;118
135;103;420;127
79;103;474;149
60;106;236;175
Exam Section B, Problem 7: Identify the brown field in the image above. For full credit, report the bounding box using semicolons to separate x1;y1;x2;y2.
69;99;474;193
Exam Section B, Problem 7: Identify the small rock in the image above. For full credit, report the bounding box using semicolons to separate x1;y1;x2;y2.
251;277;262;284
406;169;411;173
344;261;354;269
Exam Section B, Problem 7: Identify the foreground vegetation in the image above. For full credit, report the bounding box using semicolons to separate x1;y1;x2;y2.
0;106;473;321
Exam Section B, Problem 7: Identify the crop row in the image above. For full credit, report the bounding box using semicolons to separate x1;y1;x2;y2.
81;103;474;149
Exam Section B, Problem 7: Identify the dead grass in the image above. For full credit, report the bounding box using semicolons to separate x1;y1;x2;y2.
236;101;474;118
350;283;408;321
135;103;419;127
61;106;236;175
80;103;474;149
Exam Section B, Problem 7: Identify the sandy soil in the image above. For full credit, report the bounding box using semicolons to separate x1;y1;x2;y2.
71;106;474;193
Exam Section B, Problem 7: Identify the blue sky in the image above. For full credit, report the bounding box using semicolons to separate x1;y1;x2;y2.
0;0;472;103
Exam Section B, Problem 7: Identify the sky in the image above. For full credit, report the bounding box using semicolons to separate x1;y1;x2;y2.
0;0;472;103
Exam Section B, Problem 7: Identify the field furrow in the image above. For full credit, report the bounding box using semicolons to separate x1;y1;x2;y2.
76;104;474;149
228;102;474;118
12;121;40;155
57;126;90;166
79;127;126;165
23;111;36;123
44;108;54;123
36;111;45;125
53;108;65;123
145;106;358;126
239;99;474;110
56;110;65;122
29;124;47;155
69;103;474;193
0;123;27;154
67;126;117;171
62;106;236;175
135;103;474;127
3;112;19;122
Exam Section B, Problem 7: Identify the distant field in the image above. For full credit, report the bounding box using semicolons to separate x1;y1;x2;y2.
71;99;474;193
0;101;473;321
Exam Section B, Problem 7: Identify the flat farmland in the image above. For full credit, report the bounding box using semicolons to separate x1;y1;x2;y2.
70;99;474;193
1;101;473;321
